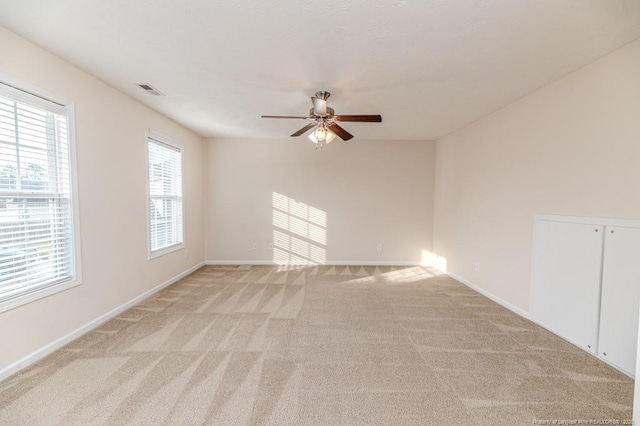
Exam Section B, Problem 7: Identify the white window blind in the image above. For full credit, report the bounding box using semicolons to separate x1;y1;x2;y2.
0;82;79;307
147;134;183;255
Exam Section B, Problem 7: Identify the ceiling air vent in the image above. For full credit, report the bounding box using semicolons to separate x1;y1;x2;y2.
138;84;165;96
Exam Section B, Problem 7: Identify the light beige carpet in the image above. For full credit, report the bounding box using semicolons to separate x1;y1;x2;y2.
0;265;634;425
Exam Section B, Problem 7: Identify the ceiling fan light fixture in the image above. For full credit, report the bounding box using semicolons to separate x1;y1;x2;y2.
326;131;336;144
307;126;336;147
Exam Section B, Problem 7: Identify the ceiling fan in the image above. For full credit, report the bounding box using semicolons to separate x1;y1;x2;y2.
261;91;382;148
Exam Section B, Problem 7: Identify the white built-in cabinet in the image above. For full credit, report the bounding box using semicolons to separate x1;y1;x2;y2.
531;216;640;377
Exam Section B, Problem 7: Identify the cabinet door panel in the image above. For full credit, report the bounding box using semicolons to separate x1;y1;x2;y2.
598;226;640;375
531;220;604;354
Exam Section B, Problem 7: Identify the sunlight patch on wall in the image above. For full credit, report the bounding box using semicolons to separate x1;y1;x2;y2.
421;250;447;273
272;192;326;265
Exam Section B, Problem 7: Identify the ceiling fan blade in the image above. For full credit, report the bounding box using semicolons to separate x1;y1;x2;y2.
328;123;353;141
291;122;318;137
311;97;327;115
333;115;382;122
261;115;310;119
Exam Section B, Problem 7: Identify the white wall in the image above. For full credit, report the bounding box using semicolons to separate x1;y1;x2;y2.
204;138;435;264
433;39;640;312
0;27;205;371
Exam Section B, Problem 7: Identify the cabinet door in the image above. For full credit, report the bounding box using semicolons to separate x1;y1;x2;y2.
598;226;640;375
531;220;604;354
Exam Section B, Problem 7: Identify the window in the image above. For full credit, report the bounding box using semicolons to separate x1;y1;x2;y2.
0;80;81;311
147;131;183;257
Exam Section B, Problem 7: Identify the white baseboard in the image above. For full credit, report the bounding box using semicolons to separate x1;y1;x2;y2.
448;272;636;379
0;261;205;382
447;272;530;319
205;260;421;266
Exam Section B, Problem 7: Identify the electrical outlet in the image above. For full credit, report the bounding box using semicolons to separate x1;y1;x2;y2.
474;262;480;272
251;243;258;251
376;243;383;252
268;242;274;250
184;249;189;259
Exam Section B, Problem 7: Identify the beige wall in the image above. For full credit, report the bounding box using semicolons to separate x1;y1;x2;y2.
0;27;205;370
433;39;640;312
204;138;435;264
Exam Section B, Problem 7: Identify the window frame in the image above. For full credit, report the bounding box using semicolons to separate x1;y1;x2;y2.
0;75;82;313
145;129;185;260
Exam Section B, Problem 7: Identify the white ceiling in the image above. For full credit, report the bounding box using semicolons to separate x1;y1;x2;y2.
1;1;639;140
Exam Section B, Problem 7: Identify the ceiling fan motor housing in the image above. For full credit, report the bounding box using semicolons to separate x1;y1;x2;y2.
310;107;334;117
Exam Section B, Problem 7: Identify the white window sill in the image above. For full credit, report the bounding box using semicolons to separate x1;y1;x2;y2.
148;243;185;260
0;278;82;314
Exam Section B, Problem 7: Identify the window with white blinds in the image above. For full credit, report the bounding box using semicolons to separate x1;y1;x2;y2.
147;133;183;257
0;81;80;310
